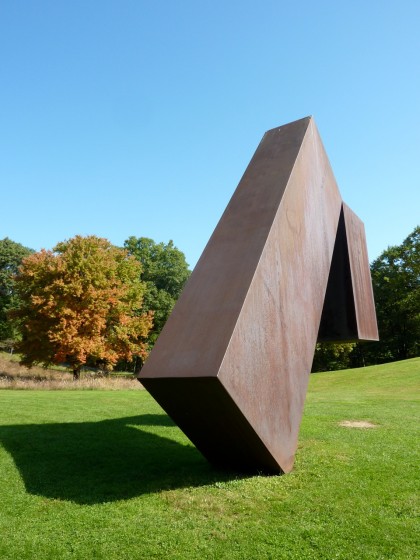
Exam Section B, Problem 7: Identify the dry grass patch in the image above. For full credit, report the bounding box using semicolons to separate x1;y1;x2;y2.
339;420;378;429
0;353;142;390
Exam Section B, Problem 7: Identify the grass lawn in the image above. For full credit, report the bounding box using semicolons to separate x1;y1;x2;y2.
0;358;418;559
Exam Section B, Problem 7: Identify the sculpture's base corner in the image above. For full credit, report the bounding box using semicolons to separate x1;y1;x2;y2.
140;376;286;474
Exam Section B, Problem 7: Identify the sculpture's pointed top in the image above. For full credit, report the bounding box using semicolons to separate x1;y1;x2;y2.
265;115;313;136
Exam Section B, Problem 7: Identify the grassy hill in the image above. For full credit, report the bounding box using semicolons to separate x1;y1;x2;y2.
0;358;418;559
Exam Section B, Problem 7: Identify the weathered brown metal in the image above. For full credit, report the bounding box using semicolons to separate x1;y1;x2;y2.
138;116;378;474
317;205;379;342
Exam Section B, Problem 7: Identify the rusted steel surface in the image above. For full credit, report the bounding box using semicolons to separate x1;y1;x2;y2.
343;204;379;340
139;116;378;474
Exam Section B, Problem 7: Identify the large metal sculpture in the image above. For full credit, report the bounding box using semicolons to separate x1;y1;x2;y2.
138;116;378;474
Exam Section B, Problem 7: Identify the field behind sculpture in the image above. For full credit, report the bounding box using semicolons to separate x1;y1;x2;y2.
0;352;140;390
0;358;418;559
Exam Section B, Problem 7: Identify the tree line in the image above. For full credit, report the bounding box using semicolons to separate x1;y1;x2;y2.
0;225;418;377
312;225;419;371
0;235;190;378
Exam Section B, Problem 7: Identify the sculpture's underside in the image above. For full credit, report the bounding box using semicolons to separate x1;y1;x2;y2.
139;116;379;473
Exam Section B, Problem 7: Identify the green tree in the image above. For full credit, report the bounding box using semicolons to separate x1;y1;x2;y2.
312;342;355;372
10;235;152;379
0;238;33;344
124;236;190;345
361;225;420;363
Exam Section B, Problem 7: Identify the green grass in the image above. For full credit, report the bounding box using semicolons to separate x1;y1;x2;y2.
0;358;419;559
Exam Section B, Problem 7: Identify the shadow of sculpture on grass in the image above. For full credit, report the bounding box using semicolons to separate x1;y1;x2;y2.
0;414;238;505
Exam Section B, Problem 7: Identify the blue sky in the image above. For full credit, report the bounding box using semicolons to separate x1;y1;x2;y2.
1;1;419;269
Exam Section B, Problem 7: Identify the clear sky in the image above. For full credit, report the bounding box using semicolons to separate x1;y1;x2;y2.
1;1;419;269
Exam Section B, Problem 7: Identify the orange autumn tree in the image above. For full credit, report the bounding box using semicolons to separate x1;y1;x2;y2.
11;235;153;379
